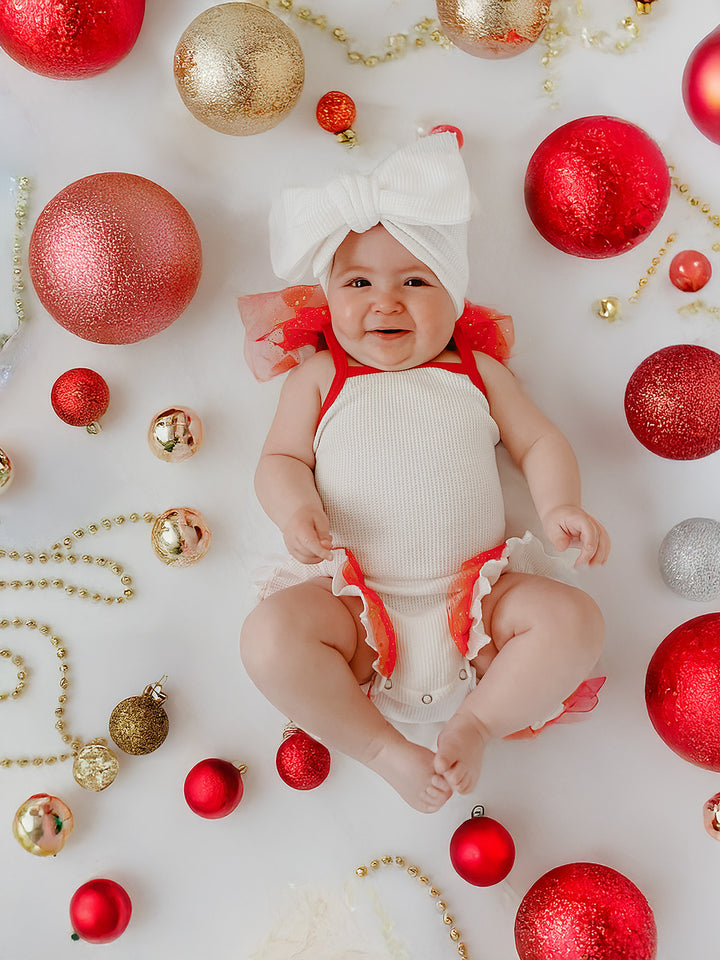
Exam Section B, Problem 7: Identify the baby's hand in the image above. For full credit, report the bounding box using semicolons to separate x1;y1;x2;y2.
541;505;610;567
283;506;334;564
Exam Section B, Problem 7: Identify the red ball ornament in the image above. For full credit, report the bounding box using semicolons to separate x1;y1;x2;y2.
449;805;515;886
316;91;356;134
184;758;246;818
682;26;720;145
0;0;144;80
515;862;657;960
69;878;132;944
668;249;712;292
624;343;720;459
276;727;331;790
429;124;464;148
524;116;670;258
29;173;202;345
51;368;109;429
645;612;720;771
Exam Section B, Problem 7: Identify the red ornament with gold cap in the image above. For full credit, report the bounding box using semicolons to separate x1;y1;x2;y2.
276;724;331;790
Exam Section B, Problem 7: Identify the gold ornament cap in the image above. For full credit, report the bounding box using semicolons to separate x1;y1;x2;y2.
109;678;169;756
73;739;120;791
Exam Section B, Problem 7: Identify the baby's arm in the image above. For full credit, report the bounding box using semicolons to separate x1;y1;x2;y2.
255;353;335;563
475;352;610;567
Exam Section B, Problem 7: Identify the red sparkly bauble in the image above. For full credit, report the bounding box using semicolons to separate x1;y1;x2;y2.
524;116;670;258
51;368;109;427
29;173;202;345
645;613;720;771
624;344;720;460
70;878;132;944
449;807;515;886
515;862;657;960
669;249;712;292
429;124;464;148
316;91;356;134
276;729;331;790
184;758;245;818
0;0;144;80
682;27;720;145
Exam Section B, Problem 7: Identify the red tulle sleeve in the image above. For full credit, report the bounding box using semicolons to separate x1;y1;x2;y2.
455;300;514;365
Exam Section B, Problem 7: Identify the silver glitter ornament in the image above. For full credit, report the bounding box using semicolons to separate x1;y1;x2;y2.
659;517;720;601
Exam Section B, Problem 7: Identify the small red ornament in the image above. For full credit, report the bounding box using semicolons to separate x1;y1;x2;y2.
429;124;464;148
184;758;246;818
276;726;331;790
524;116;670;258
449;805;515;886
51;368;109;431
69;878;132;944
0;0;144;80
682;26;720;145
316;91;357;146
645;612;720;771
668;249;712;292
624;343;720;460
515;862;657;960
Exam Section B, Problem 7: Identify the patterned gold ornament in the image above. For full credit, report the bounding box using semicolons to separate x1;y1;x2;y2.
148;406;203;462
436;0;551;58
13;793;74;856
151;506;211;566
109;680;169;756
0;447;13;493
73;739;120;791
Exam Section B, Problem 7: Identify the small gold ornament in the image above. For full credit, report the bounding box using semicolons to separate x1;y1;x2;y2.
594;297;622;322
437;0;551;58
0;447;13;493
13;793;74;856
73;739;120;791
148;406;203;462
151;507;211;566
704;792;720;839
109;679;169;756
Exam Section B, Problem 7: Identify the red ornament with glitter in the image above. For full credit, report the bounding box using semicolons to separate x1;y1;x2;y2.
449;806;515;886
276;726;331;790
645;612;720;771
29;173;202;345
514;862;657;960
69;878;132;944
682;26;720;145
668;249;712;292
184;758;246;818
316;91;357;146
0;0;144;80
624;343;720;459
51;368;109;430
524;116;670;258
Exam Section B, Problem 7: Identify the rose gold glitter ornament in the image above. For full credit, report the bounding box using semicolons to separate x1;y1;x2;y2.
704;792;720;839
13;793;74;856
174;3;304;136
29;173;202;345
437;0;551;58
150;507;211;566
148;406;203;462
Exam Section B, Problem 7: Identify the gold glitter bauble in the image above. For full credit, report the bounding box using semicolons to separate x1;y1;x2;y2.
148;406;203;462
436;0;551;58
151;506;211;566
13;793;74;856
0;447;13;493
173;2;305;136
109;681;169;756
73;739;120;791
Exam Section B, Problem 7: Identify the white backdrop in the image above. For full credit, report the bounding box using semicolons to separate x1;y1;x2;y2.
1;1;719;957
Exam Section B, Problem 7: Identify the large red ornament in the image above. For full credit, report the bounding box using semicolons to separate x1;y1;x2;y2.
515;862;657;960
524;116;670;258
184;758;245;818
51;368;109;428
29;173;202;345
624;344;720;460
645;613;720;771
276;728;331;790
682;26;720;145
70;878;132;944
0;0;144;80
449;806;515;886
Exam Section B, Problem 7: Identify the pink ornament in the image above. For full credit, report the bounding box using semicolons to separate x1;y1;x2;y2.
682;27;720;145
29;173;202;345
184;758;245;818
449;806;515;886
669;249;712;292
70;879;132;944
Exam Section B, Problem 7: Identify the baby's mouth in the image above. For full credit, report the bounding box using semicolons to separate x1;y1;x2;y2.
370;328;408;339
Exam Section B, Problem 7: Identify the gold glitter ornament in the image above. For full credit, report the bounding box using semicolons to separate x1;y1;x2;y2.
436;0;551;58
148;406;203;463
109;680;169;756
13;793;74;856
0;447;13;493
173;2;305;136
151;507;211;566
73;739;120;791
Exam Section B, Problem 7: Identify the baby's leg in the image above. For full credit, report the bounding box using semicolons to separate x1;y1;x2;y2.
240;579;451;813
435;572;604;793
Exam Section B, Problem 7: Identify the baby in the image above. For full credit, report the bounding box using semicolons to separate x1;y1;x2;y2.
240;134;609;813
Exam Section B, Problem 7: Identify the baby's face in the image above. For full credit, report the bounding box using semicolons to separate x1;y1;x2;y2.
326;225;457;370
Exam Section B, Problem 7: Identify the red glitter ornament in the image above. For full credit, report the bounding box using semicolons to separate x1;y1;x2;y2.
69;878;132;944
515;862;657;960
51;368;109;430
645;613;720;771
184;758;245;818
682;26;720;145
29;172;202;345
624;343;720;459
0;0;144;80
316;91;356;134
524;116;670;258
276;727;331;790
449;806;515;886
429;124;464;148
669;249;712;292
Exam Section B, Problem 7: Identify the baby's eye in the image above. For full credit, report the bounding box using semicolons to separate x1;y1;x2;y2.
404;277;428;287
348;277;370;287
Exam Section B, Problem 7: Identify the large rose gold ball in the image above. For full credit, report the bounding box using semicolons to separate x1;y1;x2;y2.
437;0;551;58
151;507;211;566
29;173;202;344
174;3;304;136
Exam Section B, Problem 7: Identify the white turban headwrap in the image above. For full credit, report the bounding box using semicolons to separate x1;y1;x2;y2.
269;133;471;318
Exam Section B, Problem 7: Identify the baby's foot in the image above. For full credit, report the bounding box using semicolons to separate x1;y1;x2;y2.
434;711;492;794
365;732;452;814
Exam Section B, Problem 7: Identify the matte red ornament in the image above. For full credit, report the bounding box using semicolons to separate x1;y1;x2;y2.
449;805;515;886
51;368;109;428
276;727;331;790
669;249;712;292
29;173;202;345
0;0;144;80
69;878;132;944
624;343;720;459
524;116;670;258
184;758;245;818
682;26;720;145
316;91;356;134
645;612;720;771
515;862;657;960
429;124;464;148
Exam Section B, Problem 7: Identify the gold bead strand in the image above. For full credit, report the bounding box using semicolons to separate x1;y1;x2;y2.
1;175;31;353
668;165;720;242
